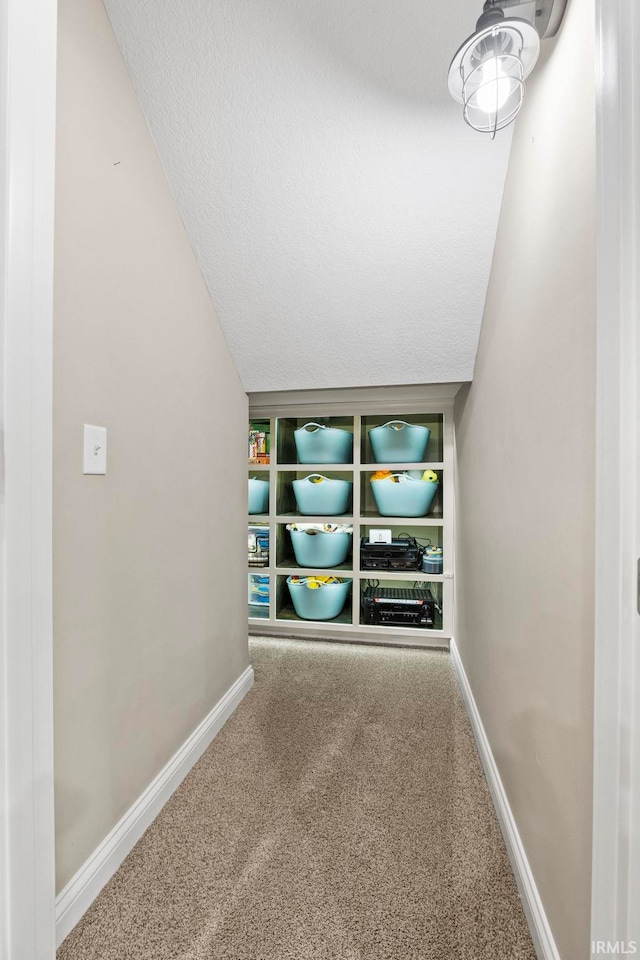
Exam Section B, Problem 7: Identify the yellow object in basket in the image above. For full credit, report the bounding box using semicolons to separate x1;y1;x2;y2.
289;575;341;588
310;476;324;483
422;470;438;483
306;576;341;589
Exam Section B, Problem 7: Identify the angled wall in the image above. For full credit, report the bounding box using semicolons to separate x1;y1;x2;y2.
454;0;596;956
53;0;248;892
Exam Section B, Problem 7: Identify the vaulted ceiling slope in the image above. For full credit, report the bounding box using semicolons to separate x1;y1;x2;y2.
103;0;512;392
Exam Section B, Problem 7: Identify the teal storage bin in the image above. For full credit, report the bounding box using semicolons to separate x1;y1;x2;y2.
248;478;270;514
292;475;352;516
294;423;353;464
370;474;438;517
288;526;352;568
286;576;351;620
368;421;431;463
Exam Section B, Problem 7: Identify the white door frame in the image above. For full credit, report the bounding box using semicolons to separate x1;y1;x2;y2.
591;0;640;954
0;0;57;958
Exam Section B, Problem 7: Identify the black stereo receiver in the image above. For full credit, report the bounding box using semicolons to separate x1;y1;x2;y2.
361;586;438;628
360;537;422;571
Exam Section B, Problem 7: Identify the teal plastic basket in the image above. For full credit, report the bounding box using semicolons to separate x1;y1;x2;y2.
289;528;352;568
370;474;438;517
286;576;351;620
292;475;352;516
368;421;430;463
294;423;353;464
248;478;270;514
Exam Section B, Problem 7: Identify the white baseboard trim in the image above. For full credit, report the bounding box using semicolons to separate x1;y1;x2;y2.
55;664;254;947
449;638;560;960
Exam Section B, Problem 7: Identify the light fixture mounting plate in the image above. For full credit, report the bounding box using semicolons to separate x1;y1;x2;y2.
494;0;568;38
535;0;568;37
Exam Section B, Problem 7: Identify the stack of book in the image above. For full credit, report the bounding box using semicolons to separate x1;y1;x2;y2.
248;426;270;464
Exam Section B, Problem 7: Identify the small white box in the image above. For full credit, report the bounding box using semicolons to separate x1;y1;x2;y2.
368;528;392;544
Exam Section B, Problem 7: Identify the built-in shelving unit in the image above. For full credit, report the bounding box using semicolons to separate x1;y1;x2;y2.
247;385;460;648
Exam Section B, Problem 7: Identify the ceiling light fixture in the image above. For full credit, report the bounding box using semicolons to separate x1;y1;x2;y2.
448;0;554;139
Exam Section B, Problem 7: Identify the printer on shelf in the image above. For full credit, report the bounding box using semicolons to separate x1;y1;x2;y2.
360;536;422;571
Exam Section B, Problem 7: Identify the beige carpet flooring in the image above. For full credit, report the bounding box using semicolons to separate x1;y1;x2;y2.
58;637;536;960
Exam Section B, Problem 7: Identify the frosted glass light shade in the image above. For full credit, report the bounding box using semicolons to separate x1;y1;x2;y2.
476;58;515;113
448;19;540;137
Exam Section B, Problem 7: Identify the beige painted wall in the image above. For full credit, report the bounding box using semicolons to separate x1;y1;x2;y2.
454;0;595;956
53;0;249;893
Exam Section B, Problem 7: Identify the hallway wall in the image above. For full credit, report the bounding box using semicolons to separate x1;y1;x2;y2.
53;0;249;892
453;0;595;956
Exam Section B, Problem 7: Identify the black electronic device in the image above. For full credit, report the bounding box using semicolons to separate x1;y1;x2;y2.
360;536;422;571
361;585;438;628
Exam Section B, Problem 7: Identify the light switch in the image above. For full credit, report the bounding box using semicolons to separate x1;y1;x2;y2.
83;424;107;475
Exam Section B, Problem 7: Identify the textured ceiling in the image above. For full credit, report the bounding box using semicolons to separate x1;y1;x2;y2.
102;0;512;392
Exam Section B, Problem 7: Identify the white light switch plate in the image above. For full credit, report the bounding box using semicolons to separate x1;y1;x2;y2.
369;528;392;544
83;424;107;475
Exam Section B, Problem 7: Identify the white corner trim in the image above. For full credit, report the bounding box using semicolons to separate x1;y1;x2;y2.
591;0;640;952
55;665;254;947
1;0;57;957
449;639;560;960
